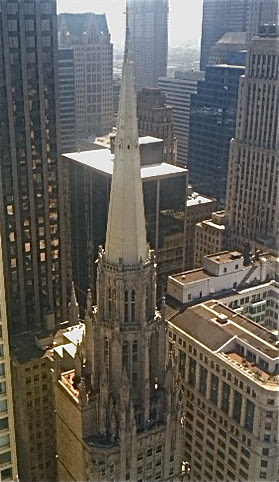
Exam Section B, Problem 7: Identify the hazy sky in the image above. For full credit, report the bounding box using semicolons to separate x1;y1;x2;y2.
57;0;203;44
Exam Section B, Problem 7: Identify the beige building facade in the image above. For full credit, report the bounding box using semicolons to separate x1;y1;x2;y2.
195;211;227;268
58;13;113;143
167;300;279;482
226;30;279;252
0;236;17;481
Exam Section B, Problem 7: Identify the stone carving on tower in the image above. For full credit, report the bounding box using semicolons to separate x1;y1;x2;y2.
55;11;183;481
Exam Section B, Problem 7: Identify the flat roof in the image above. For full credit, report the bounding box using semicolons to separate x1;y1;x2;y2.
62;150;187;180
170;268;214;284
187;193;215;206
206;251;242;263
168;301;279;362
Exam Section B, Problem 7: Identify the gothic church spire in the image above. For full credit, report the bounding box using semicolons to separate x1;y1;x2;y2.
105;11;147;266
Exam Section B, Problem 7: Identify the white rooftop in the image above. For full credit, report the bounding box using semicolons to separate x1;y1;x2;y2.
63;150;187;180
187;192;215;206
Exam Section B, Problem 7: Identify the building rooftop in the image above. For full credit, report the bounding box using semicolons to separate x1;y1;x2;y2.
215;31;247;45
206;251;242;263
187;192;215;207
168;300;279;385
170;268;214;285
63;150;186;180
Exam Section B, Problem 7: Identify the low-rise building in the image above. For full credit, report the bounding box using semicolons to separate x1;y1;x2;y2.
195;211;228;268
10;317;84;482
184;188;217;270
167;300;279;482
167;250;278;331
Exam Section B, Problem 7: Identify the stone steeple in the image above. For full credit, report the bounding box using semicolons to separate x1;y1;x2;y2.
54;11;183;481
105;13;147;266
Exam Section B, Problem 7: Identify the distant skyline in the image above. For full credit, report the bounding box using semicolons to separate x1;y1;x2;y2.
57;0;203;45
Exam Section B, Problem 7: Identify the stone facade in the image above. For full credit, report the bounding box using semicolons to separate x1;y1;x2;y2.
226;30;279;252
55;20;183;482
137;88;176;164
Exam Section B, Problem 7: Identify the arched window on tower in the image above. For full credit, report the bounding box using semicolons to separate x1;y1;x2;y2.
112;288;116;318
104;337;110;378
131;289;136;323
124;290;129;322
122;341;129;371
108;288;112;319
132;340;138;385
146;286;149;320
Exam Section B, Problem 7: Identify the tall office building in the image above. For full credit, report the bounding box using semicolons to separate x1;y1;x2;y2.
200;0;279;70
127;0;168;91
55;22;182;481
58;49;76;153
0;0;67;332
0;236;17;481
137;88;176;164
159;70;204;167
187;64;245;207
168;299;279;482
58;13;113;143
200;0;248;70
226;27;279;251
247;0;278;39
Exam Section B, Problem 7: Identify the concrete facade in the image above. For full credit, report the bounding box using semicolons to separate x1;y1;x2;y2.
0;236;17;481
195;211;228;268
168;300;279;482
58;13;113;143
226;31;279;252
137;88;176;164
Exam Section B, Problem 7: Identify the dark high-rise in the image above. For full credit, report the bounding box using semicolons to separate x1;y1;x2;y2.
0;0;67;332
200;0;279;70
58;49;76;153
127;0;168;91
187;64;244;207
200;0;248;71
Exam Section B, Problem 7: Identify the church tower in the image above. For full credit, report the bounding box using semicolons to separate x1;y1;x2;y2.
55;14;183;482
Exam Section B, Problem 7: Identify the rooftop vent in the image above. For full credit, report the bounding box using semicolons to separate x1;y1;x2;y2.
216;256;220;261
216;314;228;324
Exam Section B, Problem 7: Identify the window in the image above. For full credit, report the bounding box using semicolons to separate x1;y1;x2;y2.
131;290;136;323
210;374;219;405
0;418;8;430
221;382;230;414
261;460;268;468
188;358;196;387
199;366;207;395
0;434;9;447
244;400;255;432
262;448;269;456
232;390;242;423
178;350;186;378
0;400;7;413
124;290;129;322
259;472;267;479
1;468;12;480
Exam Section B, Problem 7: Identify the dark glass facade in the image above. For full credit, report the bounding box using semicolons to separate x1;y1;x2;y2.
65;157;187;308
0;0;67;332
188;64;244;207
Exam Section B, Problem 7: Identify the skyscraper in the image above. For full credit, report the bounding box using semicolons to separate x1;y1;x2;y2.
200;0;248;70
226;27;279;251
0;0;67;332
158;70;205;167
137;88;176;164
58;48;77;153
200;0;279;70
55;19;182;481
187;64;245;207
58;13;113;144
127;0;168;91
